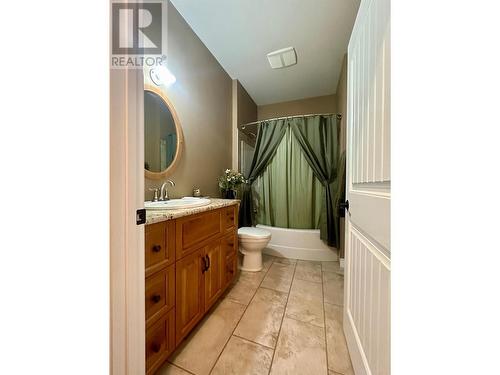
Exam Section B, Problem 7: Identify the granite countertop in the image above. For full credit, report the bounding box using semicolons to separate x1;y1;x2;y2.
146;198;240;225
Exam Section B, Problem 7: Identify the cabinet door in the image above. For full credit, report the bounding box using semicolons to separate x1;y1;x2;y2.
145;264;175;325
175;247;205;344
204;240;224;312
146;308;175;375
145;221;175;277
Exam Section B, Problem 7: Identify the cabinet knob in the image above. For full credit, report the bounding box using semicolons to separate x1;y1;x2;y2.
152;245;162;252
151;294;161;303
151;343;161;353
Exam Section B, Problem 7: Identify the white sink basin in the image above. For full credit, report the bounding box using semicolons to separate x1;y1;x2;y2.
145;197;211;210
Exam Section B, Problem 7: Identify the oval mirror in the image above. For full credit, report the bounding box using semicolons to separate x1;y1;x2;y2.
144;84;183;179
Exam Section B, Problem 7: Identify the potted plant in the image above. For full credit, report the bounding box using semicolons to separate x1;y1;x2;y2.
218;169;245;199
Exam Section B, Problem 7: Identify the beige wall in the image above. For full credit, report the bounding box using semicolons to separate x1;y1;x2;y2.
237;80;258;126
144;2;233;200
231;79;257;170
257;94;337;121
336;54;348;152
336;54;348;257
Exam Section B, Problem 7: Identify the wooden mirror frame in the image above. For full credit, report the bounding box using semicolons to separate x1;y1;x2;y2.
144;83;184;180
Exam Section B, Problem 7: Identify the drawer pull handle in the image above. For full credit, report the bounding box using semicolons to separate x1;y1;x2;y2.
227;242;234;248
152;245;162;252
151;343;161;353
201;256;207;274
151;294;161;303
206;255;210;270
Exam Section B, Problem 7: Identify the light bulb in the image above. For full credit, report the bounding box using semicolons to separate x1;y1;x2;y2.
150;65;176;86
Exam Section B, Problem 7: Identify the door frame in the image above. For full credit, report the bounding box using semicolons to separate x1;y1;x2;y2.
109;1;146;371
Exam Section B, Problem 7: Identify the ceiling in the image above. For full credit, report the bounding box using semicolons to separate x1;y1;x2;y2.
170;0;360;105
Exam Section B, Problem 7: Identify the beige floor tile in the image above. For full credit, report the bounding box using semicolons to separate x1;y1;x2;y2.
156;363;192;375
324;303;353;375
270;317;328;375
285;278;325;327
272;257;297;265
323;271;344;306
234;287;288;348
322;261;341;273
211;336;274;375
262;254;276;270
329;371;352;375
260;262;295;293
224;270;266;305
294;260;322;283
169;299;246;375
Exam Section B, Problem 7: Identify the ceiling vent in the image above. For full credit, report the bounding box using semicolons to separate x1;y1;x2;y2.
267;47;297;69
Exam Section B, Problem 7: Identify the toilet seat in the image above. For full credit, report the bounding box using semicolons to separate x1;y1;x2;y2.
238;227;271;240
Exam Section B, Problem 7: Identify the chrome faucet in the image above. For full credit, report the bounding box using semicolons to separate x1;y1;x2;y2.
160;180;175;201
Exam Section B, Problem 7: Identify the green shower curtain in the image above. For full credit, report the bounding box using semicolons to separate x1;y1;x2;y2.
238;114;344;248
254;126;324;229
238;119;287;228
291;116;345;247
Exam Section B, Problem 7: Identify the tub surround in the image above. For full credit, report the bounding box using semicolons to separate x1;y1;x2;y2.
146;198;239;225
257;224;338;262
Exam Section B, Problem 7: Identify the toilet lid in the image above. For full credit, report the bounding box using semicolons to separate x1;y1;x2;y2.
238;227;271;239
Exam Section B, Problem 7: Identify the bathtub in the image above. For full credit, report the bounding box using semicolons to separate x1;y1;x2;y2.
256;224;338;261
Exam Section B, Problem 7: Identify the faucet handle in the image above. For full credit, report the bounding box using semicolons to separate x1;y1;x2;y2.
149;188;159;202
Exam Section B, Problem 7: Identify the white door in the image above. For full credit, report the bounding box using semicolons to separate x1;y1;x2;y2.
344;0;390;374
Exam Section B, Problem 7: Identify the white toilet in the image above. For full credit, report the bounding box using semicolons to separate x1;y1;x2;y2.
238;227;272;272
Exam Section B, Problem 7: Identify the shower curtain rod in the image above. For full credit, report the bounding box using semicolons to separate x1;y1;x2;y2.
239;113;342;129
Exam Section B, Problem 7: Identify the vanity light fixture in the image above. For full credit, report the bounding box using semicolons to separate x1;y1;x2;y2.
150;65;176;86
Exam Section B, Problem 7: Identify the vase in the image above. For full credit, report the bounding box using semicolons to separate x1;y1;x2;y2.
223;189;236;199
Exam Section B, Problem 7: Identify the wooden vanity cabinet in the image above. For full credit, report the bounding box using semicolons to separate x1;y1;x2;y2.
175;247;205;344
145;204;239;374
203;240;224;312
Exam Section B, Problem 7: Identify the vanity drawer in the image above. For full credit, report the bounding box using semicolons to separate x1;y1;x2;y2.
145;221;175;275
176;210;222;259
224;205;237;231
146;308;175;375
145;264;175;324
222;232;237;259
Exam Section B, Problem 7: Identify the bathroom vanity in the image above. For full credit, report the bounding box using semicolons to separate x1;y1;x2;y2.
144;199;239;374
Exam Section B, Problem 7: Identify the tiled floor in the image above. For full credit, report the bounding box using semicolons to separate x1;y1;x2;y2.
158;255;353;375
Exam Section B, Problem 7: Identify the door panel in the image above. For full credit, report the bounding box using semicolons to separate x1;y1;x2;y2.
344;0;390;374
175;248;205;344
204;240;224;311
